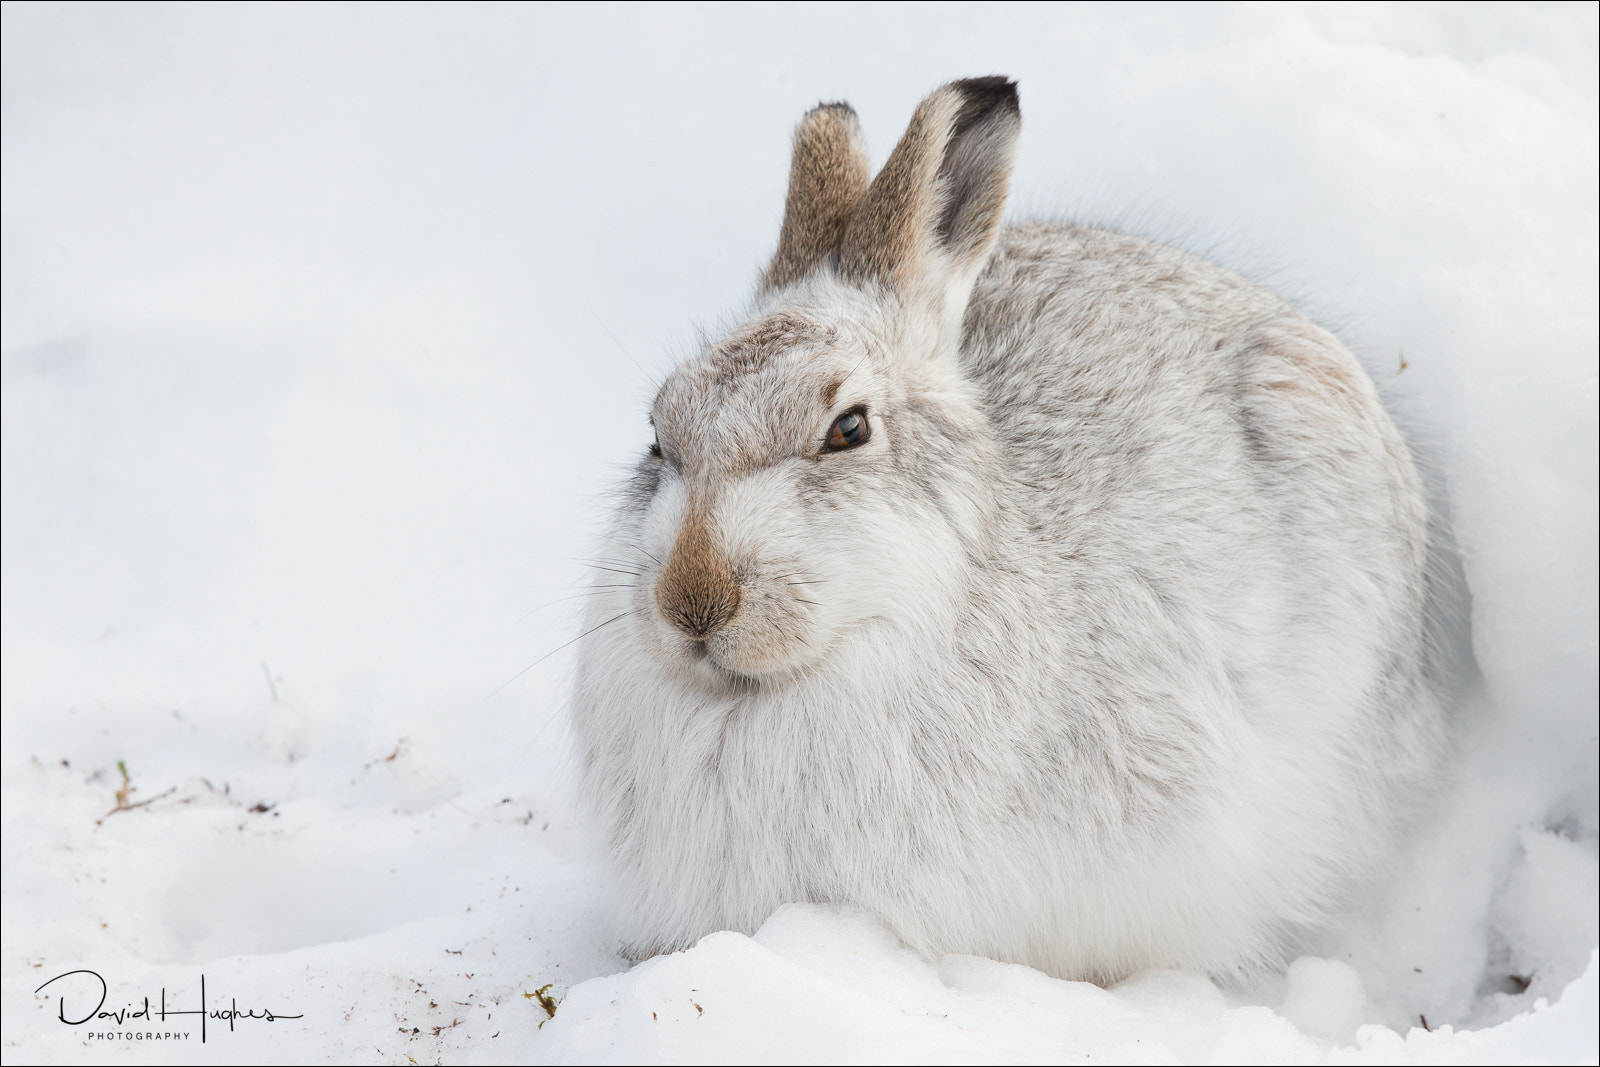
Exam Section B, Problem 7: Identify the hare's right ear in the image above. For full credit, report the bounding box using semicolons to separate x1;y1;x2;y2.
837;77;1019;333
759;103;871;295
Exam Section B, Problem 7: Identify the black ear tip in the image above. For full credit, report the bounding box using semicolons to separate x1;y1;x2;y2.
809;100;858;118
951;76;1020;118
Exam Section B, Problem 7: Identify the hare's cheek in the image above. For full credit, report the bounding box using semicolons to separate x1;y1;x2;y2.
824;497;969;628
704;573;822;678
699;472;831;677
630;471;687;631
641;467;690;562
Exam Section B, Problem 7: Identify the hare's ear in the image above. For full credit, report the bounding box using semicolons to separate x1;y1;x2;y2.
760;103;871;295
837;77;1019;319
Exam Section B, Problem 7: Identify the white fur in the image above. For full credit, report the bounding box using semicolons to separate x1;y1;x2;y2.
569;84;1444;984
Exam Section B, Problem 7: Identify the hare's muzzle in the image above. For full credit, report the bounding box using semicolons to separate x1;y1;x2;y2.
654;510;741;642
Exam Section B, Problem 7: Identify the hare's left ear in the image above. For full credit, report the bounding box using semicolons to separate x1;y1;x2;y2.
837;77;1019;327
760;103;872;295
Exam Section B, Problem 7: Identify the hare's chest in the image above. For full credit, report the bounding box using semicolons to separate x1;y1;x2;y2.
654;696;1010;895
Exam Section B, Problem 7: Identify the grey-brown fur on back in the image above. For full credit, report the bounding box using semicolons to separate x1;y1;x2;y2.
964;219;1436;811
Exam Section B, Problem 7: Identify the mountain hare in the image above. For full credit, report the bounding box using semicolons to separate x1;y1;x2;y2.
571;77;1443;982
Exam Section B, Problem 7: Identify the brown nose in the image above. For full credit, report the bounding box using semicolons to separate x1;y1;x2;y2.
654;510;741;641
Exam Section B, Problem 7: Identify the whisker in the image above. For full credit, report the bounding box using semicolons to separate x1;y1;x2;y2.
589;307;652;381
572;555;645;570
772;571;827;584
477;610;636;706
841;350;873;391
515;587;636;624
580;563;643;578
618;542;663;566
764;588;820;607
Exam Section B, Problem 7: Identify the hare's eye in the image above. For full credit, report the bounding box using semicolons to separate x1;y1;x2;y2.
823;407;870;453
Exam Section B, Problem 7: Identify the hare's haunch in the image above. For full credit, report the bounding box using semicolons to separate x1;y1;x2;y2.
571;77;1443;983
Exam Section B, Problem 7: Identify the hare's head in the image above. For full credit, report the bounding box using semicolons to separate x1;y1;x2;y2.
631;78;1020;688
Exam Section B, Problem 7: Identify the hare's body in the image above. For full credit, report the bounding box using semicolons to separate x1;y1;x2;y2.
571;81;1442;983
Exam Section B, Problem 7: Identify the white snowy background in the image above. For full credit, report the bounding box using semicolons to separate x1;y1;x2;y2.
2;4;1595;1063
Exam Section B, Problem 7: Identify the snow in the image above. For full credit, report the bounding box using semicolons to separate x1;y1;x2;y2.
2;4;1594;1063
539;913;1599;1064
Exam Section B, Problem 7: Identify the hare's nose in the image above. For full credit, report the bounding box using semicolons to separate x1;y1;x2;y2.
655;514;741;641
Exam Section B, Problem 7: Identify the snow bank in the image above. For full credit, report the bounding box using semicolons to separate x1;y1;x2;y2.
3;4;1594;1064
540;906;1600;1065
